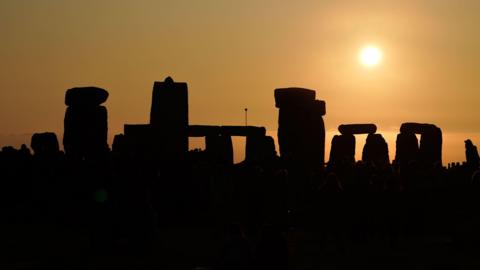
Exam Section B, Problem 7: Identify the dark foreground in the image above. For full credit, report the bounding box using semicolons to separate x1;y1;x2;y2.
2;158;480;270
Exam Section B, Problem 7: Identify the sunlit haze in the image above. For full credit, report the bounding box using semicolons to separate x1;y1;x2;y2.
1;1;480;163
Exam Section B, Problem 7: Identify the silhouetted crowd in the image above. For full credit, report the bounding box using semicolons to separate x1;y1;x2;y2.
1;136;480;269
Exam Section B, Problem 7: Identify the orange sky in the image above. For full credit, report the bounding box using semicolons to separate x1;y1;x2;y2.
1;1;480;163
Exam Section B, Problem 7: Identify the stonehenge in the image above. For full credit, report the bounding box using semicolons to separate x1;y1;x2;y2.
150;76;189;157
63;87;109;160
329;124;390;167
275;87;326;167
395;123;442;166
120;77;189;162
58;79;446;171
119;77;271;164
188;125;270;164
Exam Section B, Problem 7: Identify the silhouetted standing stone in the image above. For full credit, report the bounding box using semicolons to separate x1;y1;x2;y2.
329;134;355;165
205;135;233;165
329;124;381;166
63;87;109;160
362;133;390;167
150;77;188;158
395;132;419;165
31;132;59;157
395;123;443;166
187;125;269;164
112;134;125;154
275;88;326;167
465;139;480;168
307;100;326;166
245;135;262;162
261;136;278;161
419;125;442;166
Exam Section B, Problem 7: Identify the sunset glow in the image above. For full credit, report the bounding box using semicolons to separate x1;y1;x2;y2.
359;46;382;67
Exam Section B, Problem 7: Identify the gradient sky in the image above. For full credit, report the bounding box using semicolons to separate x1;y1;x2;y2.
1;0;480;162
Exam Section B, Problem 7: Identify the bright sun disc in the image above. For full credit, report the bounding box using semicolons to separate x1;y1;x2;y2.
360;46;382;67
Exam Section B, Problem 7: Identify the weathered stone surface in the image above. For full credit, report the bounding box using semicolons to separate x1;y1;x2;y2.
329;134;355;164
65;87;109;107
274;88;316;108
338;124;377;135
31;132;59;156
362;133;390;167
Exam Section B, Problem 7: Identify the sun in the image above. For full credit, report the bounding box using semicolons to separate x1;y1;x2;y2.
359;46;382;67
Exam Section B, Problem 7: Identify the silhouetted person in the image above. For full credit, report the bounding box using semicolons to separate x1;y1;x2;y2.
465;139;480;168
